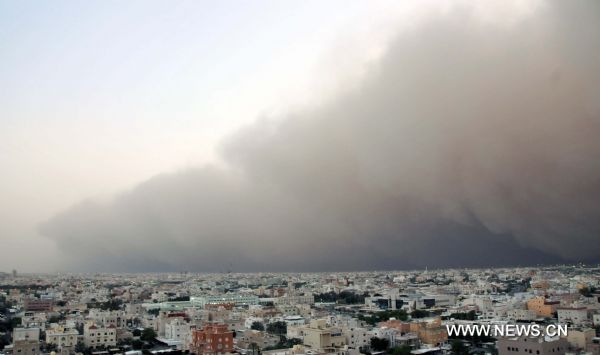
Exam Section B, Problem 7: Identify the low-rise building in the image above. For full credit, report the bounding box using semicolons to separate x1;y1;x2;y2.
566;328;595;352
83;323;117;348
527;297;559;318
12;328;40;342
557;307;588;325
497;336;569;355
46;327;79;348
190;323;234;355
302;319;346;354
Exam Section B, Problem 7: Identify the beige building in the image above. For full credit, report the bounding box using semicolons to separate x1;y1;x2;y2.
13;328;40;342
7;329;40;355
567;328;596;352
7;340;40;355
83;323;117;348
46;327;79;348
302;319;347;354
236;330;280;350
497;336;569;355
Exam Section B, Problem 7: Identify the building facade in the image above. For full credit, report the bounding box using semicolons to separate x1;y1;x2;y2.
190;323;234;355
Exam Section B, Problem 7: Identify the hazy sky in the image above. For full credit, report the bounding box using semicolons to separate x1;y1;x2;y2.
1;0;399;271
2;1;599;272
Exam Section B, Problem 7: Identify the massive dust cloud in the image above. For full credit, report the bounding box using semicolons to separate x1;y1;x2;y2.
41;1;600;272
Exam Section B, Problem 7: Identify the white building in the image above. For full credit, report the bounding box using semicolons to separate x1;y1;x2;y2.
593;313;600;326
506;309;538;321
274;294;315;306
557;307;588;325
283;316;305;327
164;318;192;343
373;327;400;348
342;327;372;350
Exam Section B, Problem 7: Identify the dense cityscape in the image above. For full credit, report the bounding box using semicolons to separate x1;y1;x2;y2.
1;266;599;355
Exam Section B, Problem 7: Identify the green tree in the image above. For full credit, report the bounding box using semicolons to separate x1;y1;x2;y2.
251;321;265;331
449;311;476;321
390;346;412;355
410;310;431;319
147;308;159;316
9;317;21;331
579;286;597;297
141;328;157;342
358;310;408;326
249;342;260;355
75;342;92;355
266;321;287;336
132;339;144;350
370;337;389;352
451;340;468;355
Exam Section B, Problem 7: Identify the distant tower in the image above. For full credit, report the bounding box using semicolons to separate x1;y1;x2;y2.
12;269;17;278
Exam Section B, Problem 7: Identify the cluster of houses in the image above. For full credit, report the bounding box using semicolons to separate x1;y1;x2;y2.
0;266;599;355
